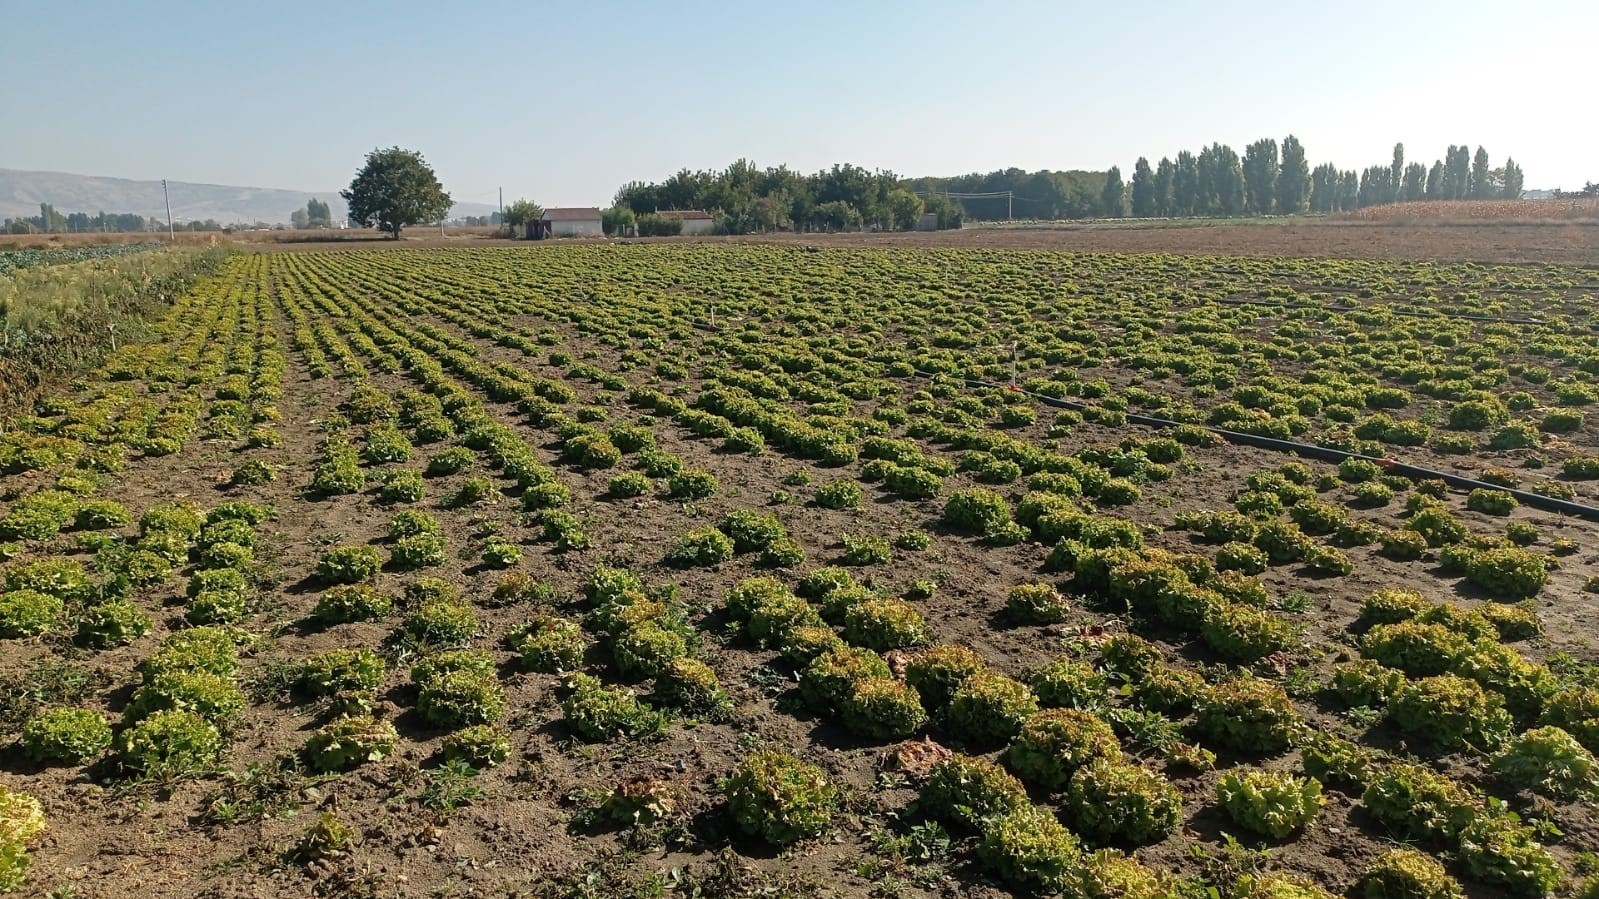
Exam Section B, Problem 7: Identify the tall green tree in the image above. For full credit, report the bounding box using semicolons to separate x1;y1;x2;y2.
502;198;544;230
1501;157;1524;198
1402;163;1427;201
1390;143;1405;198
884;188;925;230
1154;157;1176;216
1339;171;1359;211
1276;135;1310;214
1310;163;1339;213
1444;145;1471;199
1100;166;1126;217
1242;138;1278;215
1200;143;1244;216
1173;150;1199;216
1425;161;1445;199
341;147;453;238
1129;157;1157;217
1470;146;1493;198
306;198;332;227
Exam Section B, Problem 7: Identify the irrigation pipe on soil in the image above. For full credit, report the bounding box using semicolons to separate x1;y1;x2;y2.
691;318;1599;522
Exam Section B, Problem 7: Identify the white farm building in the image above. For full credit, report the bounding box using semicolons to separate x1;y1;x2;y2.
537;207;603;238
661;210;715;235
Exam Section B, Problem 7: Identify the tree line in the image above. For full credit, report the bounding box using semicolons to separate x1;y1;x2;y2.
612;140;1532;232
613;160;957;234
5;203;225;235
1112;139;1525;218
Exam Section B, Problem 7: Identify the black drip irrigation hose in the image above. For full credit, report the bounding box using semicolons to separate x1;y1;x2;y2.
1206;296;1545;325
690;318;1599;522
931;371;1599;523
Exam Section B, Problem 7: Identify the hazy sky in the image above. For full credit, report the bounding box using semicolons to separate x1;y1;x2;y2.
7;0;1595;206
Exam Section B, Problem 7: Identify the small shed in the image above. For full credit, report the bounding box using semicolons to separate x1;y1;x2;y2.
916;212;940;231
660;210;715;236
536;207;604;238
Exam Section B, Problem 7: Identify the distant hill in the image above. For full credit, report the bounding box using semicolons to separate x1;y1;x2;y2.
0;168;496;225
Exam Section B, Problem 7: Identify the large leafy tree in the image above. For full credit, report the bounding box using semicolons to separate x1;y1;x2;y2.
1470;146;1494;198
502;198;544;228
1100;166;1125;217
341;147;453;238
1242;138;1278;215
1276;135;1310;214
1129;157;1156;217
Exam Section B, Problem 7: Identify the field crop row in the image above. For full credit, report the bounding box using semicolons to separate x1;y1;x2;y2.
2;245;1598;898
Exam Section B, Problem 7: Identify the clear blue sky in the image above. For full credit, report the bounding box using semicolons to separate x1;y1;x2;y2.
6;0;1595;206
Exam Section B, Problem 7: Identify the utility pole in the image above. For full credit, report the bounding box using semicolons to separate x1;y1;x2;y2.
162;179;175;240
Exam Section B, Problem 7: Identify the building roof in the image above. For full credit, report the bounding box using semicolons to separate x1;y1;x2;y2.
658;210;713;220
543;207;603;222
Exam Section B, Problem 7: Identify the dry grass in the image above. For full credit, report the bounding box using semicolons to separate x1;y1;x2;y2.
1345;198;1599;222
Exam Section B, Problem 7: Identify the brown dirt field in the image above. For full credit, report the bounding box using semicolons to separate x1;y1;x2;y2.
10;217;1598;265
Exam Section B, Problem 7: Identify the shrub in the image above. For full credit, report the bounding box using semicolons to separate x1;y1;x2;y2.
666;469;717;500
612;622;690;679
425;447;474;476
724;750;837;846
0;590;61;637
905;644;988;710
843;597;928;650
379;469;425;503
1466;488;1517;516
654;657;731;717
1360;622;1470;677
942;487;1011;535
1195;677;1301;753
1361;763;1481;844
947;672;1040;747
123;669;246;726
1492;726;1599;799
441;724;512;768
75;598;151;648
117;709;223;778
1200;602;1297;663
300;648;385;697
1405;506;1467;547
0;785;45;892
480;538;522;569
402;600;479;647
1358;848;1464;899
1455;816;1561;897
560;673;664;741
841;678;928;741
976;805;1083;896
1064;758;1183;846
508;613;586;672
918;753;1028;828
1028;657;1110;710
315;545;383;584
21;707;113;764
1006;708;1120;791
313;584;392;623
1216;769;1323;839
303;715;399;772
1387;671;1509;748
1464;547;1548;599
664;527;734;567
1005;582;1071;624
815;481;861;510
1540;687;1599;752
390;533;446;569
606;471;651;498
799;646;891;711
1331;660;1406;708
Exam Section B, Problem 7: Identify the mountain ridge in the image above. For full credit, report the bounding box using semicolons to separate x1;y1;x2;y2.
0;167;496;225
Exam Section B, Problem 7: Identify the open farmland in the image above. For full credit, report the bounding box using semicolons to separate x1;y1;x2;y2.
5;244;1599;898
